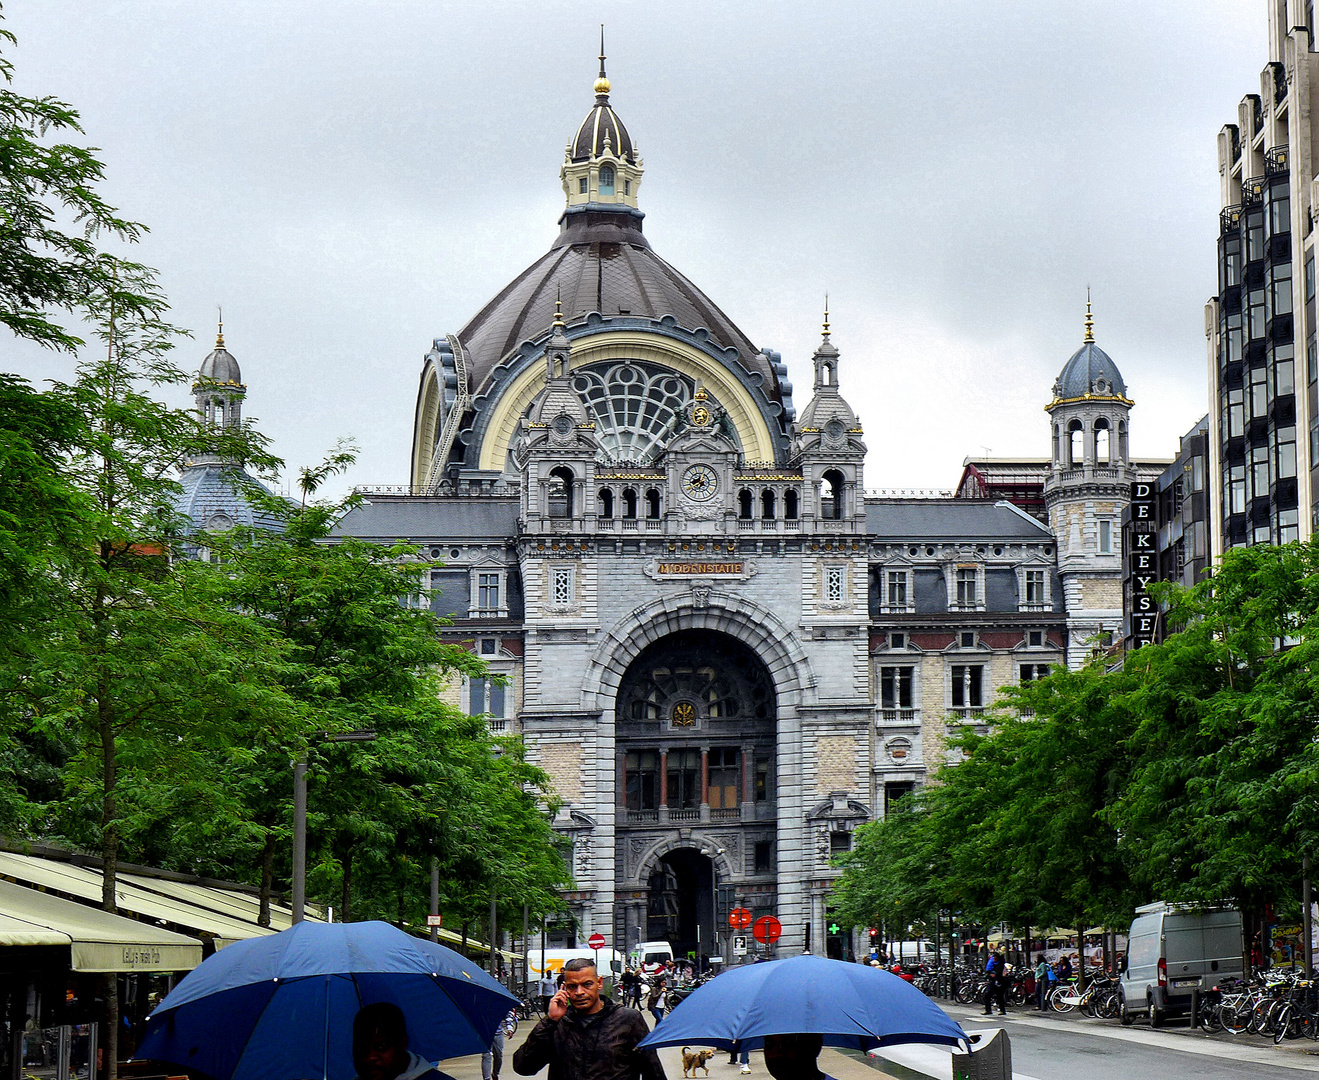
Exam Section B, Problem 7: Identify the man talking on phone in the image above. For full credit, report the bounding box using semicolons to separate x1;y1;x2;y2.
513;958;666;1080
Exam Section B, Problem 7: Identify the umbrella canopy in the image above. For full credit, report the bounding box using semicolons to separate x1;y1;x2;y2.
637;954;965;1053
136;920;519;1080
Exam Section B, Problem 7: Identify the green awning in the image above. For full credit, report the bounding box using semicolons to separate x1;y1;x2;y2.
0;878;201;972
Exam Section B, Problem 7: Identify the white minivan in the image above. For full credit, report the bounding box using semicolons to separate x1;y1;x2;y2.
630;940;675;974
1118;902;1243;1027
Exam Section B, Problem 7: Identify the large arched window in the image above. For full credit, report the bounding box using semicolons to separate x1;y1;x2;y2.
598;164;615;195
548;466;575;518
618;630;776;724
623;488;638;519
738;489;754;520
645;488;661;519
761;489;776;519
784;489;799;520
1094;418;1111;464
1068;420;1084;467
598;488;614;518
821;469;845;520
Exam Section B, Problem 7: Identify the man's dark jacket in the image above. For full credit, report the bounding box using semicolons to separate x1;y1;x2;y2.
512;999;665;1080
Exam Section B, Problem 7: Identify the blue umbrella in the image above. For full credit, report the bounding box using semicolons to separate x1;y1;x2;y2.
136;920;519;1080
637;955;965;1052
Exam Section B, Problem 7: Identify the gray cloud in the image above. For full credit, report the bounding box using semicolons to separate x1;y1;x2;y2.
4;0;1264;493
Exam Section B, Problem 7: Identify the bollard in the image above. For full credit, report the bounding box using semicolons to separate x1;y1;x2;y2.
1190;989;1199;1031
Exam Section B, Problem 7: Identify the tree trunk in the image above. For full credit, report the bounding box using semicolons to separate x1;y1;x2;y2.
98;650;119;1080
340;847;352;923
257;828;276;928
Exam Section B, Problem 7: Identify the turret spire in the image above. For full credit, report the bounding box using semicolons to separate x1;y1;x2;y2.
594;25;610;98
1084;288;1094;343
216;306;225;349
822;294;830;341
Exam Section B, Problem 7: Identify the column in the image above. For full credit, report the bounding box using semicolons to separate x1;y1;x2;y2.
699;745;710;822
617;750;627;810
659;749;669;822
740;744;754;819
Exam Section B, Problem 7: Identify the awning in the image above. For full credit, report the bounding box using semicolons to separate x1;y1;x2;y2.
117;872;313;932
0;851;272;948
0;878;201;972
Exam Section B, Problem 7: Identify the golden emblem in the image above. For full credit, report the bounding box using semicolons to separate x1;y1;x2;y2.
692;405;711;426
671;701;696;727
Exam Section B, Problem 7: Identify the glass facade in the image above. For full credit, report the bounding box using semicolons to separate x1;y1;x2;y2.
1216;155;1298;547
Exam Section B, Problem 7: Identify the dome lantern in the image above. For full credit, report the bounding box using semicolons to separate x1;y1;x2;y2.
560;30;644;213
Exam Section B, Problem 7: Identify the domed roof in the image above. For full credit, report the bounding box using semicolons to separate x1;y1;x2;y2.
1051;340;1128;402
572;96;634;163
455;212;774;396
198;343;243;386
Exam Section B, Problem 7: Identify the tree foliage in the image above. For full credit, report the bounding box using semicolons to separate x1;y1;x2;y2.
833;541;1319;937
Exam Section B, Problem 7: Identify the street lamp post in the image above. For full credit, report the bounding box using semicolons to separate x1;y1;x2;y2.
292;730;377;924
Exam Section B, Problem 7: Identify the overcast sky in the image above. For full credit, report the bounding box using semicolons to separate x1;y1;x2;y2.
4;1;1267;496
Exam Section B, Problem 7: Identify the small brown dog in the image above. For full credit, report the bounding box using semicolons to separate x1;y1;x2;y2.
681;1048;716;1077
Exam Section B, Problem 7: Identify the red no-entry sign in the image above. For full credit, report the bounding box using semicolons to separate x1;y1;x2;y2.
752;916;782;944
729;907;752;929
588;932;606;950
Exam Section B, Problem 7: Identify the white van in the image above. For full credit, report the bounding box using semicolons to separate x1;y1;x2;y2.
1118;902;1243;1026
527;947;625;979
630;940;674;974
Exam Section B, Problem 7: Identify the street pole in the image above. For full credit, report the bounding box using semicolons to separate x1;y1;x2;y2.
522;903;530;995
490;896;498;977
292;754;307;923
430;857;439;943
1305;855;1312;977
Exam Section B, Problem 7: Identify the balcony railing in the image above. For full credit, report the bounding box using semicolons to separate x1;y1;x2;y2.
879;708;918;724
626;809;659;824
487;719;509;734
710;807;741;821
949;706;987;720
668;808;700;822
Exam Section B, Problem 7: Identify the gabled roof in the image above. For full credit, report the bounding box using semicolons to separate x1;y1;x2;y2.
865;499;1053;541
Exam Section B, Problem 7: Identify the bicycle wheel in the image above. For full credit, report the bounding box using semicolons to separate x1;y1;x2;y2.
1273;1005;1293;1045
1220;1002;1250;1034
1050;985;1076;1013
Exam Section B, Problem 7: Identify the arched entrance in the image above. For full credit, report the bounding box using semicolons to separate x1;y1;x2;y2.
616;629;778;963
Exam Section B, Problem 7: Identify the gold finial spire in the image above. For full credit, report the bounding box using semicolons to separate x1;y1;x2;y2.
553;290;565;330
1084;288;1094;343
216;307;225;349
594;25;611;96
822;294;831;340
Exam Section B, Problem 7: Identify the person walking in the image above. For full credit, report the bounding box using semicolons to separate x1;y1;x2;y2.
513;957;666;1080
727;1040;751;1075
1033;954;1049;1011
982;951;1007;1016
482;1010;518;1080
646;966;668;1025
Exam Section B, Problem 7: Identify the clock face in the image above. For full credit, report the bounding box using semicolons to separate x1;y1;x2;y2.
682;464;719;501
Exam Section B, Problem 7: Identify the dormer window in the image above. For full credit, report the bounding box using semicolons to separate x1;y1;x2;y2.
599;165;615;195
624;179;631;195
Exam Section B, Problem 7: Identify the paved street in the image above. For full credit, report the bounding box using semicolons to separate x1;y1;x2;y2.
439;1002;1319;1080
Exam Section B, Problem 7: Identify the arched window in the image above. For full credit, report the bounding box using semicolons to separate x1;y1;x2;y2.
1068;420;1084;467
761;489;776;519
784;489;799;520
623;488;638;519
599;165;615;195
1094;418;1111;464
1118;420;1128;462
645;488;662;519
548;466;575;518
821;469;845;520
738;489;754;519
1052;424;1060;464
598;488;614;518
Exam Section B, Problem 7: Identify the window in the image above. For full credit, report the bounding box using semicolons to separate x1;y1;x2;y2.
884;782;915;815
784;489;799;519
468;677;505;718
548;466;575;518
959;631;976;648
754;841;772;871
489;680;505;717
889;632;906;649
598;164;615;195
480;638;497;655
738;489;754;519
822;469;845;520
666;748;700;809
1028;630;1044;647
1277;427;1297;479
1024;569;1046;606
826;567;844;602
1099;519;1112;554
478;573;500;612
880;667;913;711
578;176;588;194
623;488;638;519
951;665;984;708
1068;420;1084;466
829;831;852;856
761;489;776;519
1094;419;1110;463
956;569;977;608
755;756;772;801
1020;663;1050;681
598;488;614;518
707;748;740;809
645;488;661;519
887;570;908;609
624;179;631;196
553;567;572;606
625;750;659;812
